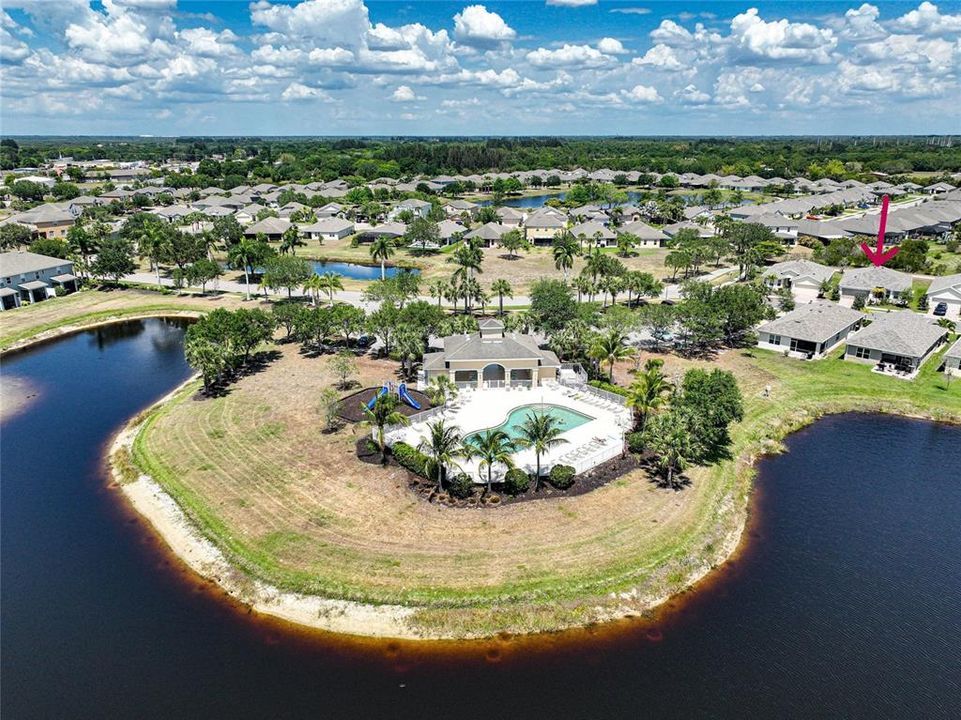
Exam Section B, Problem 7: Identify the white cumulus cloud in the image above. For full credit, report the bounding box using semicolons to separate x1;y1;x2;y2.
453;5;516;47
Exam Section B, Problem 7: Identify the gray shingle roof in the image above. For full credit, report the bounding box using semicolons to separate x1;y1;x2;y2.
944;337;961;361
570;221;615;240
618;220;666;241
763;259;834;284
0;251;72;275
927;273;961;296
758;302;864;343
244;216;291;235
846;311;948;358
839;265;912;293
430;330;559;366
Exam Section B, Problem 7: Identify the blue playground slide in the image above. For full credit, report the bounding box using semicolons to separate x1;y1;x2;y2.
366;383;389;410
398;383;421;410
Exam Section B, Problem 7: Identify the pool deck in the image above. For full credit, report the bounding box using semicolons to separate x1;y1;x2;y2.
388;383;632;483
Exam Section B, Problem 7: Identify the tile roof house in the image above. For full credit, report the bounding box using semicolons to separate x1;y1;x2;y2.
419;318;561;390
757;302;865;359
844;311;949;374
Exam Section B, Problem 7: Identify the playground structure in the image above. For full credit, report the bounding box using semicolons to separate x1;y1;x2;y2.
367;381;421;410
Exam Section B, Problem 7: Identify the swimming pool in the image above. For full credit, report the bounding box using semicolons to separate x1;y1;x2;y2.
464;403;594;446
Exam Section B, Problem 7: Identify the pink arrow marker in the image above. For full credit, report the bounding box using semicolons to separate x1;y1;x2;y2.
860;194;900;266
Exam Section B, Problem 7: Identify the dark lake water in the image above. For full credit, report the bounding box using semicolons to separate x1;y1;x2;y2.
309;260;418;280
2;320;960;719
223;260;417;281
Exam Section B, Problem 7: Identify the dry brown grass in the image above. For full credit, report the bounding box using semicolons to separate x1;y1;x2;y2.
135;341;730;625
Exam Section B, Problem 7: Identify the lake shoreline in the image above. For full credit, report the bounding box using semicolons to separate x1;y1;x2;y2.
109;370;961;641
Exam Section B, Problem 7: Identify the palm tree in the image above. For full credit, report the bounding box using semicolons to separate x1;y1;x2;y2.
468;429;516;494
645;410;694;489
280;225;305;255
369;236;395;280
362;393;408;463
428;279;448;309
584;247;606;283
589;329;634;381
552;232;579;281
491;278;513;316
227;237;263;300
418;419;466;492
572;274;593;303
626;359;673;431
515;410;568;490
425;375;458;406
936;317;956;332
302;273;323;306
317;271;343;306
448;239;484;286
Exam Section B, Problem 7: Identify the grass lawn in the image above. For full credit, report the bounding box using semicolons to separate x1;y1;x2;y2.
0;287;248;353
126;332;961;638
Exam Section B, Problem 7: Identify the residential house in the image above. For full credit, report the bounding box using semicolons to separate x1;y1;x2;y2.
2;203;77;239
278;202;309;218
0;251;77;307
315;202;345;218
762;259;835;302
388;199;432;221
926;273;961;319
523;209;566;244
465;221;509;248
942;337;961;377
243;216;291;242
569;221;615;247
443;199;479;219
436;220;467;245
355;222;406;242
749;214;800;244
618;220;667;247
924;182;956;195
495;207;524;227
419;318;560;390
839;266;913;307
235;203;266;225
300;218;354;242
756;302;864;359
844;311;948;375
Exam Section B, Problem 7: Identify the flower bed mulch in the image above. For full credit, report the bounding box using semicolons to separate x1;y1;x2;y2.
354;436;647;508
337;386;432;423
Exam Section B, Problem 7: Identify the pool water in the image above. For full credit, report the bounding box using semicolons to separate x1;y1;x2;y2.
465;403;594;446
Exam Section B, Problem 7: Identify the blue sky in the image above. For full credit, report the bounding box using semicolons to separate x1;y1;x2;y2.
1;0;959;136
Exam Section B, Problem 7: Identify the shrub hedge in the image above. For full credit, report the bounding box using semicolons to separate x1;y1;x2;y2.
626;431;646;454
588;380;630;397
503;468;531;495
448;473;475;499
548;464;576;489
392;441;429;478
